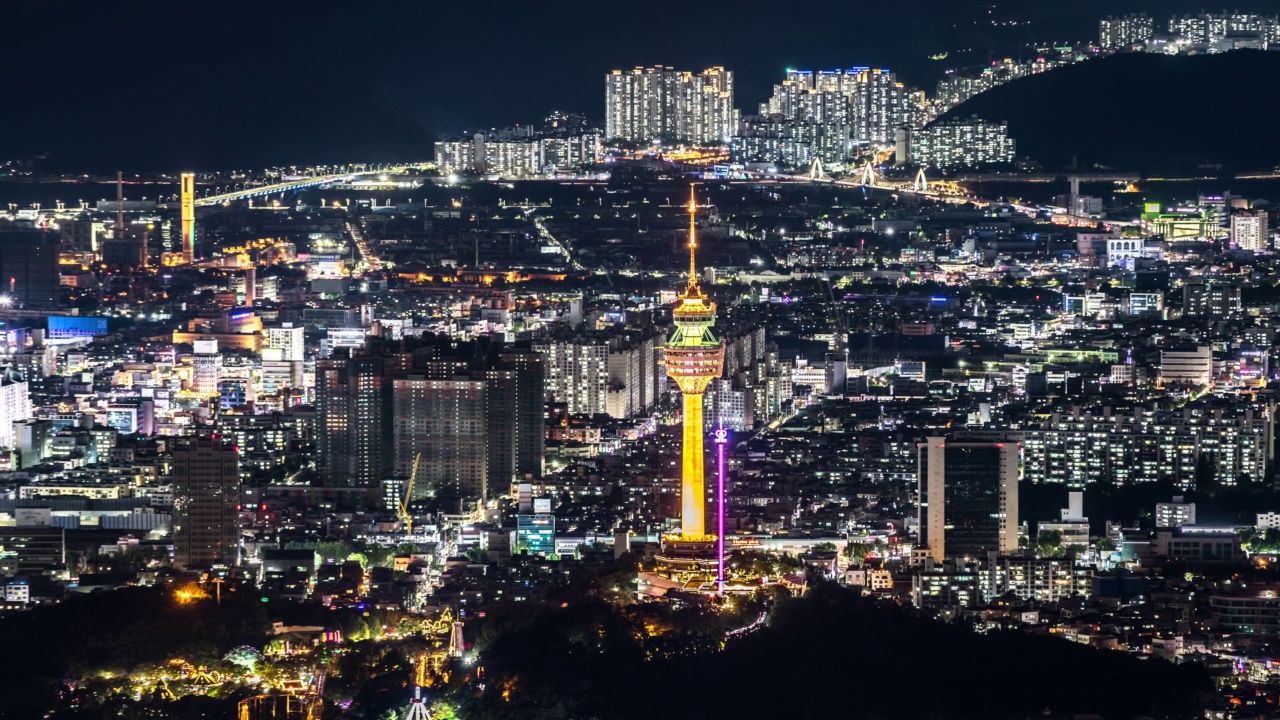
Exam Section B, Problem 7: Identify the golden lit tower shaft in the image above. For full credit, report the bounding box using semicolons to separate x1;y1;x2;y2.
664;185;725;540
180;172;196;264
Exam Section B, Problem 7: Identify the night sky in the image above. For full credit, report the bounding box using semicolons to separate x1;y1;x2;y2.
1;0;1275;169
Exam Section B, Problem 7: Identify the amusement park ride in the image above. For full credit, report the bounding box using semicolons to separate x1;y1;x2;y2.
234;607;463;720
236;669;325;720
402;608;465;720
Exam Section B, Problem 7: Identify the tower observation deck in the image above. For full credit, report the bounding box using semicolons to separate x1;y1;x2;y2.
664;184;725;543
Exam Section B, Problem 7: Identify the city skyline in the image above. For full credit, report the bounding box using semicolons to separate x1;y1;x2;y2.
7;3;1280;718
5;0;1279;167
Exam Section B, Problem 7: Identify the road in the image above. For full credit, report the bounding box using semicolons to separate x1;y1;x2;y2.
525;208;583;271
347;220;382;276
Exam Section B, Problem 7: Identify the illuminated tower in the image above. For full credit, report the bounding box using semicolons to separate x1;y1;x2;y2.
664;185;724;542
180;172;195;263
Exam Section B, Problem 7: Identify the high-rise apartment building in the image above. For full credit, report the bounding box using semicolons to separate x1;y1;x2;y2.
905;117;1016;169
1022;403;1273;488
730;116;817;168
190;339;223;396
482;139;543;178
0;229;60;308
1167;12;1280;46
172;436;240;569
263;323;305;362
0;374;31;449
704;326;791;431
918;438;1020;563
849;67;922;147
394;372;489;501
1231;210;1270;250
485;349;546;489
435;131;601;177
316;353;396;486
533;331;661;419
744;66;923;166
1099;14;1154;49
435;137;479;174
605;66;738;145
535;340;607;415
392;350;544;501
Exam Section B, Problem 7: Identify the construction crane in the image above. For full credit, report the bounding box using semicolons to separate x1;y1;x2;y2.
398;453;423;536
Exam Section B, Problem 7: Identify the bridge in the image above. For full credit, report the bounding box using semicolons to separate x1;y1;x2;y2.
747;165;1135;227
193;166;421;207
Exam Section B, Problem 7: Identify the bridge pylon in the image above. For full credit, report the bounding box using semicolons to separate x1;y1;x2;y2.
807;157;829;181
857;161;878;187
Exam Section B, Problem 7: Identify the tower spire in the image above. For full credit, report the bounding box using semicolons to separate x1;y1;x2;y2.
687;183;697;287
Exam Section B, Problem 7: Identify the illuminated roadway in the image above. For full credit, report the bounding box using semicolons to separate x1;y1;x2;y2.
193;166;420;207
347;220;382;276
524;209;584;271
752;170;1137;227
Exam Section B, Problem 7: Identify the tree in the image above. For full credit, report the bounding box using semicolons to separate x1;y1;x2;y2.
1095;537;1116;553
1035;530;1065;558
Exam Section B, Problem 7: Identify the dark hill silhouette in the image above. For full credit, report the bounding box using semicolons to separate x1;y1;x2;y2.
939;50;1280;175
0;75;434;173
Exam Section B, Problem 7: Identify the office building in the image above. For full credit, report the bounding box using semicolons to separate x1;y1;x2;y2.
918;438;1020;563
1160;346;1213;385
172;436;240;569
0;229;59;308
516;513;556;556
0;527;64;574
1037;491;1090;549
1212;585;1280;633
1183;279;1240;319
605;66;738;145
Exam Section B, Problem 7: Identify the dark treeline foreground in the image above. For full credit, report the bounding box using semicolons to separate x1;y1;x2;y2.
462;583;1209;720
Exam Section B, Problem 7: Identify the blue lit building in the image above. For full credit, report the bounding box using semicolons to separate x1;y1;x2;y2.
47;316;108;340
516;514;555;556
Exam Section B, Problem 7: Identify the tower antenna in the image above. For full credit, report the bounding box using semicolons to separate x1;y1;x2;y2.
116;171;125;238
687;183;698;286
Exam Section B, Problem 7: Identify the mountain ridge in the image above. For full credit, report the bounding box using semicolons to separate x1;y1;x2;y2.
938;50;1280;175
